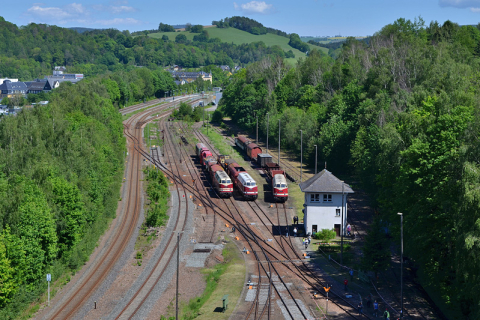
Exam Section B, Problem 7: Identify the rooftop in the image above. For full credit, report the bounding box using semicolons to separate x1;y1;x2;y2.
299;169;354;193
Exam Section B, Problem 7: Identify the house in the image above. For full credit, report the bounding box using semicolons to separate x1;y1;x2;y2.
174;80;186;86
299;169;354;236
25;79;52;94
0;80;28;99
218;65;230;72
0;78;18;85
169;71;212;83
44;66;84;85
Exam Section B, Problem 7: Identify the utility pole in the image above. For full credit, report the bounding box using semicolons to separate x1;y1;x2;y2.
266;113;269;154
278;119;281;165
399;212;404;318
341;182;344;265
314;145;318;174
256;116;258;145
176;232;180;320
300;130;303;183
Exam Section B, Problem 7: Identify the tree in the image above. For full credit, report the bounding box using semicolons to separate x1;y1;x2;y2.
361;218;391;278
175;33;187;44
190;25;203;33
161;35;169;41
158;23;175;32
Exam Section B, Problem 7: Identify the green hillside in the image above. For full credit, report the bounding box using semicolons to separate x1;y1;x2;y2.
149;26;328;64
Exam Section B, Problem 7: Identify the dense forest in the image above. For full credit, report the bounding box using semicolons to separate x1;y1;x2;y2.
0;66;174;317
219;18;480;318
0;16;289;81
212;16;289;37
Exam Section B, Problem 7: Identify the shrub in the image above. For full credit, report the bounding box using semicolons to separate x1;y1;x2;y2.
315;229;336;241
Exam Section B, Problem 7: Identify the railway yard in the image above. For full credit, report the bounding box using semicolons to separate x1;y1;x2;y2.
33;97;443;320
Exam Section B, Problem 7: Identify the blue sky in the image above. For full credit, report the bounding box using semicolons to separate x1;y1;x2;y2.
3;0;480;36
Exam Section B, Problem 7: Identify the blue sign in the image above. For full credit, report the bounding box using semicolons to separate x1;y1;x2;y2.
46;274;51;282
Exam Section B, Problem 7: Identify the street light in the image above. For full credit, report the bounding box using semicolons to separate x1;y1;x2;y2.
266;112;269;154
398;212;404;318
300;130;303;183
341;182;344;265
256;115;258;145
278;119;281;165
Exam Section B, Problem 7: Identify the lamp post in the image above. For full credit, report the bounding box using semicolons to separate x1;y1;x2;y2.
341;182;344;265
300;130;303;183
398;212;404;318
266;112;269;154
256;115;258;145
314;145;318;174
176;232;180;320
278;119;281;164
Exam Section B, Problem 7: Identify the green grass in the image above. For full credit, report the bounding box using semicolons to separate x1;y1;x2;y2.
122;101;168;121
148;26;327;63
161;239;245;320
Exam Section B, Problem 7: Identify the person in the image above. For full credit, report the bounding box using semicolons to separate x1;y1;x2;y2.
293;227;297;237
347;224;352;236
304;239;308;249
349;269;354;281
294;216;298;224
366;294;372;308
308;234;312;244
344;278;348;291
358;301;363;315
383;309;390;320
373;300;379;317
285;227;289;237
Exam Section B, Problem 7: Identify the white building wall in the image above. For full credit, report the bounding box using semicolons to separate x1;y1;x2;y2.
303;193;348;235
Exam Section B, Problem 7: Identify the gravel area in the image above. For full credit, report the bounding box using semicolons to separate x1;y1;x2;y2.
110;189;195;320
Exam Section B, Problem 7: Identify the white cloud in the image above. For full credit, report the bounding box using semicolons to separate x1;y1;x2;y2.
111;6;136;13
439;0;480;8
234;1;273;14
27;6;72;20
471;7;480;11
95;18;140;25
27;3;88;22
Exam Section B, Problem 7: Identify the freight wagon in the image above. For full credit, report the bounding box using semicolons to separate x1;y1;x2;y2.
235;136;262;160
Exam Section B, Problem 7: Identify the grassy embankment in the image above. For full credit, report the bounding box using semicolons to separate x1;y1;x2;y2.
175;240;245;320
149;26;327;64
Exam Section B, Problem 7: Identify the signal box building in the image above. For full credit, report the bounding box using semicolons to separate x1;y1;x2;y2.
299;169;354;236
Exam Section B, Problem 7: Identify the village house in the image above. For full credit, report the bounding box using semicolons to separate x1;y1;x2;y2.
299;169;354;236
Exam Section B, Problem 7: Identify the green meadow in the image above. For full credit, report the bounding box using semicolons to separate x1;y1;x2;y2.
149;26;328;64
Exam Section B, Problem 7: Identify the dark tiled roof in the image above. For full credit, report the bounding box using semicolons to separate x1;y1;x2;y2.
299;169;354;193
0;81;27;91
27;80;48;91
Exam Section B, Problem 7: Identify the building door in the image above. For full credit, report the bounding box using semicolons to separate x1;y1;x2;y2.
312;225;318;234
334;224;340;237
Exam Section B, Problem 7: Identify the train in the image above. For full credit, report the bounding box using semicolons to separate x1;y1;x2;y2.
195;143;215;169
235;136;288;202
234;136;262;160
221;157;258;200
208;163;233;198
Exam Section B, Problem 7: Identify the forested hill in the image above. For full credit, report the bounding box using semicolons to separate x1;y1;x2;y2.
0;16;288;81
219;18;480;318
0;65;174;317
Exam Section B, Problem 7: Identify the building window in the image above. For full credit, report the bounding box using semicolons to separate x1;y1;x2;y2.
310;193;320;202
336;209;340;216
323;194;332;202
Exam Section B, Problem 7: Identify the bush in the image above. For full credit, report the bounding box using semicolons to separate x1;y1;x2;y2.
314;229;336;241
212;109;224;123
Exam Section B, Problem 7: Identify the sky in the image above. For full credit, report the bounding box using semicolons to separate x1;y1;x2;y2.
3;0;480;36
